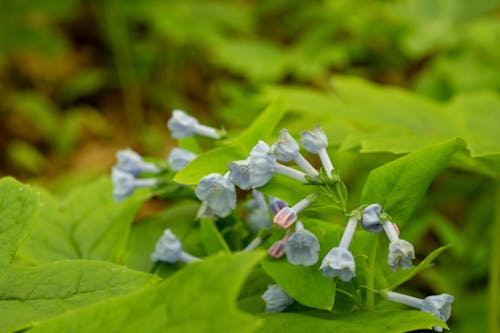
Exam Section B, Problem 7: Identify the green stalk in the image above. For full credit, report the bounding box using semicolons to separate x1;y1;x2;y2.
366;233;379;310
101;0;143;132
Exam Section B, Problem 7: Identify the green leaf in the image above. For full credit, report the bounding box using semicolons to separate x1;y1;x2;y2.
260;220;340;310
212;40;289;81
386;245;450;290
0;260;159;333
174;146;245;185
0;177;39;271
174;100;287;185
18;177;148;264
235;98;287;148
200;218;230;255
257;309;446;333
27;253;264;333
361;139;456;223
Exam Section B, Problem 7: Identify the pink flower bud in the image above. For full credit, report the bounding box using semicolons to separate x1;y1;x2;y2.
268;234;290;259
273;207;297;229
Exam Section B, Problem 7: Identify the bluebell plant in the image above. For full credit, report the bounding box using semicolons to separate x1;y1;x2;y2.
110;114;454;328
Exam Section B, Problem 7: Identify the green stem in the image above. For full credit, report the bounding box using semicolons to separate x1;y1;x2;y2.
489;182;500;333
366;234;379;310
101;0;143;132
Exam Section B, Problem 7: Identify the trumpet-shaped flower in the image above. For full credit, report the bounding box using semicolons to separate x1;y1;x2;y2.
320;216;358;281
248;141;308;188
116;149;159;175
262;284;293;313
195;173;236;218
274;194;317;228
168;148;197;171
167;109;221;139
421;294;455;323
150;229;200;263
320;247;356;281
388;239;415;271
228;159;251;190
111;167;157;202
383;221;415;271
300;125;327;153
271;129;319;178
300;126;334;178
361;203;383;233
385;291;454;332
285;222;320;266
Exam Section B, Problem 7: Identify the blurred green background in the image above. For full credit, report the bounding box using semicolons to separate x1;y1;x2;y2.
0;0;499;332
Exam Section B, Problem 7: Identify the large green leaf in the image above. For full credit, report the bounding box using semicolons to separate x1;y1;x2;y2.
18;177;148;264
174;100;287;184
0;177;39;271
0;260;159;333
27;253;264;333
258;309;446;333
361;139;456;224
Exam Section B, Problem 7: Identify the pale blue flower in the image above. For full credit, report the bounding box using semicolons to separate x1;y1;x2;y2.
248;141;277;187
388;239;415;271
300;125;333;178
385;291;454;332
116;149;159;176
271;129;300;162
421;294;454;323
228;159;251;190
167;109;221;139
195;173;236;218
320;247;356;281
246;190;271;231
300;125;328;154
269;197;287;215
168;148;197;171
111;167;157;202
150;229;183;263
271;129;319;178
361;203;383;233
262;284;293;312
151;229;200;263
248;141;308;187
285;222;320;266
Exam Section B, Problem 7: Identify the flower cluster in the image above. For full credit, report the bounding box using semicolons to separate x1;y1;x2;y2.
111;110;453;329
